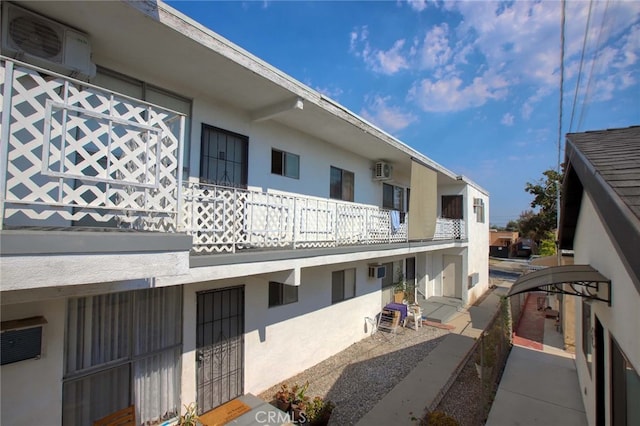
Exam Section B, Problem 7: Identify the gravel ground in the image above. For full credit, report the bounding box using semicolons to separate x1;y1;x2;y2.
258;324;449;425
433;360;484;426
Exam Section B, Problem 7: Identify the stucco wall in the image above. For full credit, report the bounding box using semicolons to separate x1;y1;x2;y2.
0;299;66;426
180;260;384;400
465;185;490;305
572;193;640;425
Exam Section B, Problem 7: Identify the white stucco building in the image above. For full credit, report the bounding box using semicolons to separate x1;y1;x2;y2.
559;127;640;426
0;1;489;424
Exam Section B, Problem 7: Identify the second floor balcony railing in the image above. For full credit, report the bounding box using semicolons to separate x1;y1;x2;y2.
182;182;410;253
0;57;185;232
1;58;466;254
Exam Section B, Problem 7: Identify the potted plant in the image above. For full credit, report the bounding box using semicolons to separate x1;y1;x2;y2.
290;381;310;422
273;381;310;419
274;383;293;412
177;403;200;426
393;273;407;303
305;397;335;426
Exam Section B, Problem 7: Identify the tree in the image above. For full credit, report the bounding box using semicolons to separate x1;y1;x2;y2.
519;167;564;243
505;220;519;232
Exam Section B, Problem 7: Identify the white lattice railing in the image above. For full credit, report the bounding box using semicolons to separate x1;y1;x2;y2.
182;183;409;253
0;58;185;231
434;218;466;240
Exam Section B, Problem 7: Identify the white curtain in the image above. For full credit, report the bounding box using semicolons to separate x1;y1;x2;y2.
63;286;182;425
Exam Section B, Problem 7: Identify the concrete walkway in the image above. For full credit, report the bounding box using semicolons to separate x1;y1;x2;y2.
486;293;587;426
357;286;508;426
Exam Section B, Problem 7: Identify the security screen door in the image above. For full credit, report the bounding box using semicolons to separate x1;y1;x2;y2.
196;286;245;413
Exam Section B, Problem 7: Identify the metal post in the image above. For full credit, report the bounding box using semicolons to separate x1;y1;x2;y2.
176;115;185;232
0;60;15;229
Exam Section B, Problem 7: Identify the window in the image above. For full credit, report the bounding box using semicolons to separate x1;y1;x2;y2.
330;166;354;202
611;337;640;426
62;287;182;425
442;195;463;219
94;67;192;174
383;183;406;222
269;281;299;307
582;301;592;375
271;149;299;179
332;268;356;304
473;198;485;223
200;125;248;188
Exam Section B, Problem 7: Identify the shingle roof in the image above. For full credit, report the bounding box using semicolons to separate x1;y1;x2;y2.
566;126;640;220
561;125;640;295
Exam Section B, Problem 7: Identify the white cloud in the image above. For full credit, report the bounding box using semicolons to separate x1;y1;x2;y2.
420;24;452;69
410;71;509;112
360;95;417;132
373;39;410;74
351;1;639;115
501;113;514;126
349;27;409;75
405;0;428;13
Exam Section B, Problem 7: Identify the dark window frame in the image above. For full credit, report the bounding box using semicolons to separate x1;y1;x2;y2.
611;336;640;426
330;166;354;202
271;148;300;179
442;195;464;219
268;281;299;308
200;124;249;188
331;268;356;304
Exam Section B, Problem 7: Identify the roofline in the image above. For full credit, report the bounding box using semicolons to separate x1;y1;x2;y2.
129;0;476;184
561;135;640;295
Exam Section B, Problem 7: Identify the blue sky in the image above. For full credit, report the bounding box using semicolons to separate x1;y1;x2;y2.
168;0;640;226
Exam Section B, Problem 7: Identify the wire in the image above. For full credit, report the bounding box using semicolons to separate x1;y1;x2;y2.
569;0;594;133
556;0;566;233
577;0;611;130
557;0;566;173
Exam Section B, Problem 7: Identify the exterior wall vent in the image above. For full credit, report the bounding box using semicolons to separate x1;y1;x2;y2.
1;2;96;80
1;316;47;365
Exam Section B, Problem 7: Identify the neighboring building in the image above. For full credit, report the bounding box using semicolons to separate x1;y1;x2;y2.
561;126;640;426
0;1;489;425
489;230;517;258
508;126;639;426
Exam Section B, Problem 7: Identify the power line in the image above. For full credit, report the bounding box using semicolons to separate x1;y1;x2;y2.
556;0;566;234
578;0;611;130
569;0;594;133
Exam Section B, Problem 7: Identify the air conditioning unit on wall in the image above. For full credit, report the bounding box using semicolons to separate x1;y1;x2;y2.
373;161;392;181
2;2;96;80
368;264;387;279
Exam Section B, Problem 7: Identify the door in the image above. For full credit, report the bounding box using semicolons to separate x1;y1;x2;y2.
196;286;245;414
595;317;604;426
442;255;462;298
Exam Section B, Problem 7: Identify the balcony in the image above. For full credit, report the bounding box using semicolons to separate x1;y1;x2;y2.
182;182;414;253
1;58;465;255
0;57;185;233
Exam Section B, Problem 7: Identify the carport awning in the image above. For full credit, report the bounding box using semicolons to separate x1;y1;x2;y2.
507;264;611;305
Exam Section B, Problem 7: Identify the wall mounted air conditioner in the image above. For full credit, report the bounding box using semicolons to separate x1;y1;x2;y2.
368;264;387;279
2;2;96;80
373;161;392;181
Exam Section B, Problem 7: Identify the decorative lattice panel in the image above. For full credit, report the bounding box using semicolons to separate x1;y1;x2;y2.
434;218;466;240
183;183;409;253
1;61;184;231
